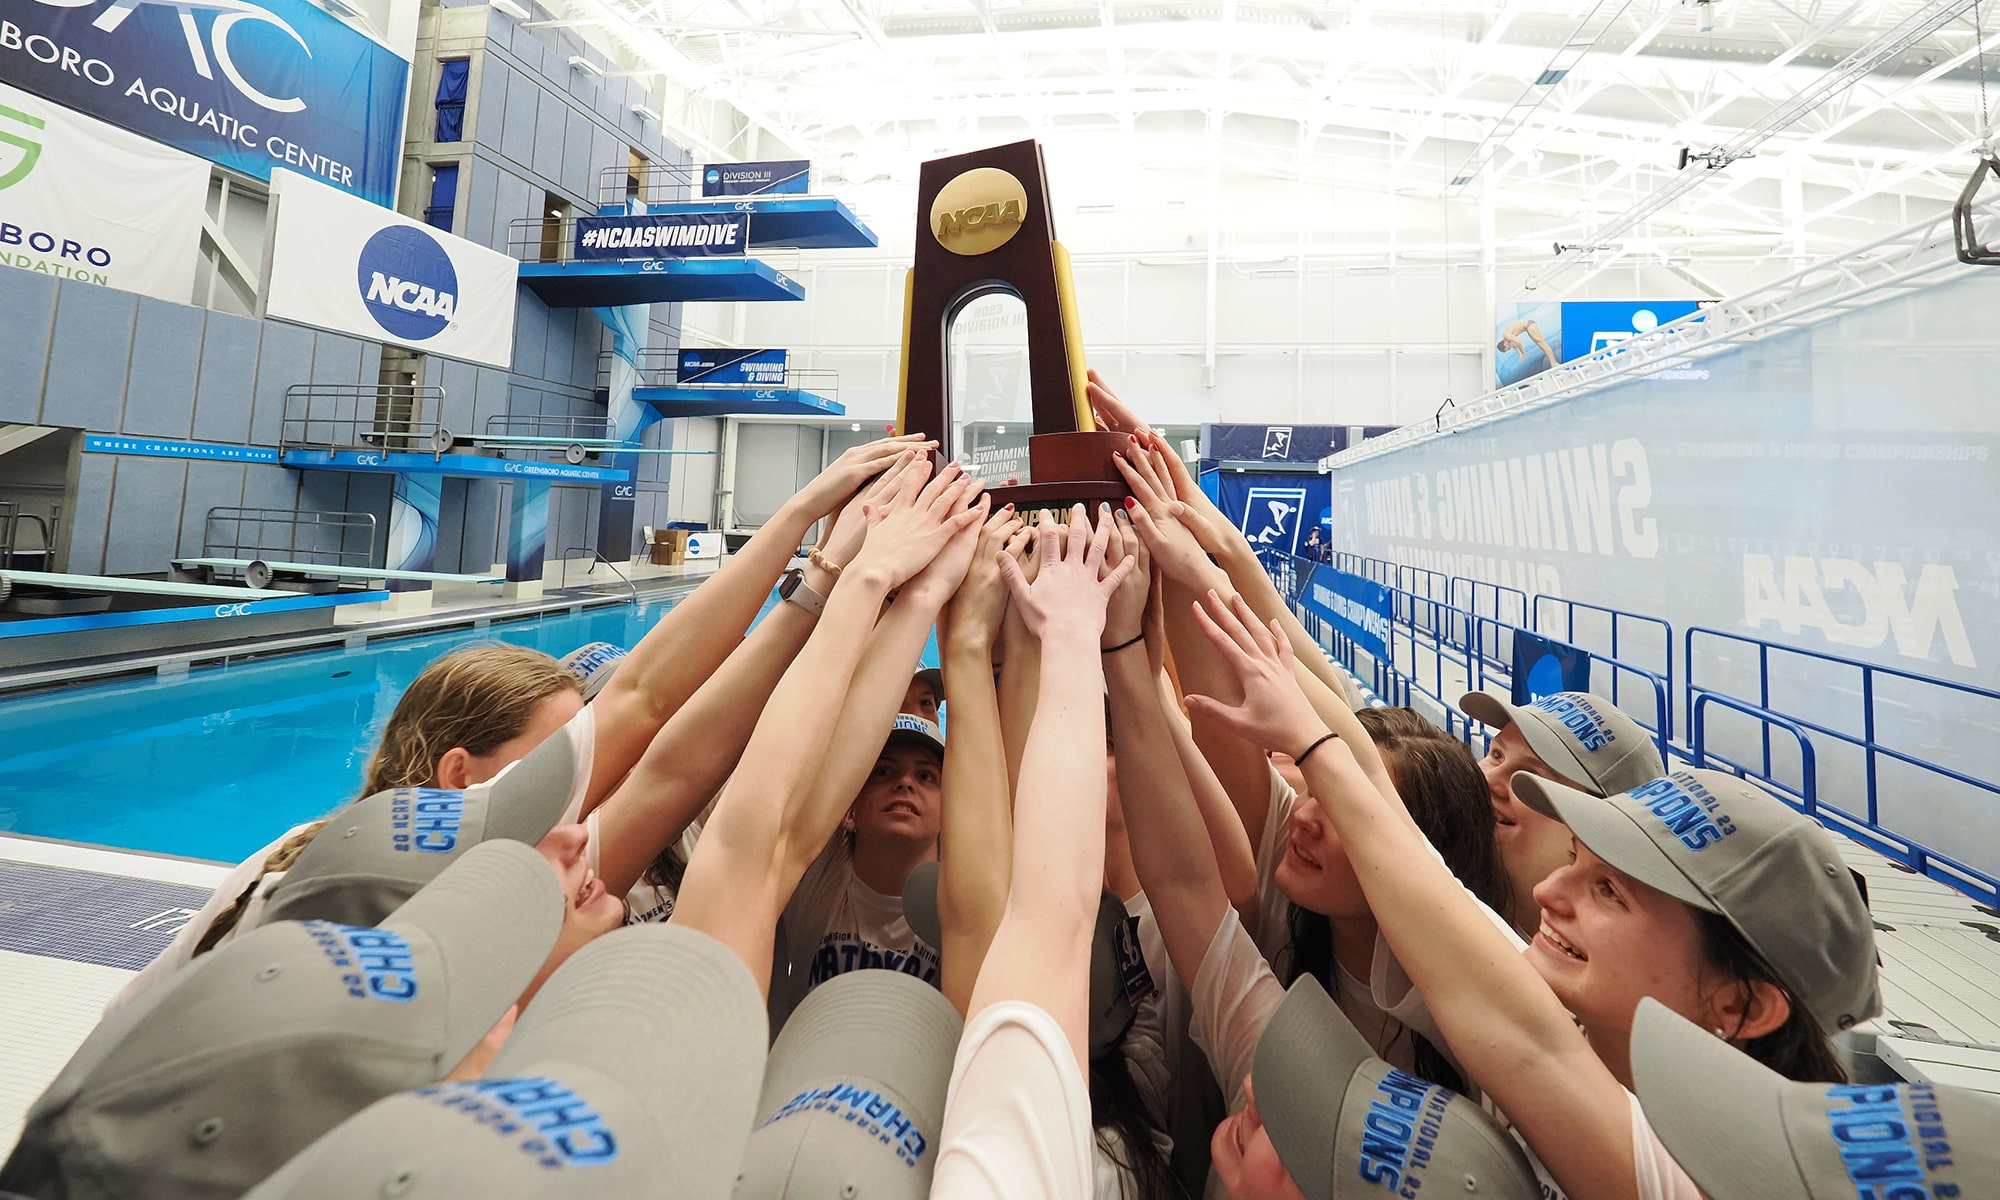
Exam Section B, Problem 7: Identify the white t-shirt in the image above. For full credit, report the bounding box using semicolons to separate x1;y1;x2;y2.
105;703;599;1017
1251;766;1298;963
768;837;941;1032
1630;1093;1704;1200
934;1000;1095;1200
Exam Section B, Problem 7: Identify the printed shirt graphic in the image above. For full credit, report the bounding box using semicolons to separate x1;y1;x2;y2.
770;839;941;1030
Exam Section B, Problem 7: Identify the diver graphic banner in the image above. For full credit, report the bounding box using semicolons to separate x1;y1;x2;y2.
0;0;410;206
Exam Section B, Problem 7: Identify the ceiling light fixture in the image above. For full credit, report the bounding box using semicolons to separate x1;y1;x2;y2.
568;55;605;77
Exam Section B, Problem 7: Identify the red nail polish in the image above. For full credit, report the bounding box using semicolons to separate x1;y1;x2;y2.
1123;497;1137;510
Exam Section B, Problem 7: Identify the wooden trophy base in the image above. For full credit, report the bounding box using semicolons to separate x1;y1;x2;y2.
986;430;1134;514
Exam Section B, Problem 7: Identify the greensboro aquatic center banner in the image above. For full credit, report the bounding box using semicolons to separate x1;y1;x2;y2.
263;170;517;369
0;0;409;206
0;79;205;302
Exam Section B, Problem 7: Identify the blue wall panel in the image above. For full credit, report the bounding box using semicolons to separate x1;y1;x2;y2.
251;322;317;446
500;66;539;168
192;311;261;444
103;457;186;574
65;453;116;574
532;90;566;185
45;282;137;432
310;333;366;389
240;464;300;516
177;462;247;558
473;59;509;153
562;107;594;201
461;479;503;572
123;298;203;440
0;272;57;425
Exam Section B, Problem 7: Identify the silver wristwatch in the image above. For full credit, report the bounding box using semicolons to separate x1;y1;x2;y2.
778;567;827;616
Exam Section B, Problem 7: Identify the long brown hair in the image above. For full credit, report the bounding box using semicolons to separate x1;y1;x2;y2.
1282;707;1508;1090
193;644;581;957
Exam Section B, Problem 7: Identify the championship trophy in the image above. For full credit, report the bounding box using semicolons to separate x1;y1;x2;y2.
895;140;1129;510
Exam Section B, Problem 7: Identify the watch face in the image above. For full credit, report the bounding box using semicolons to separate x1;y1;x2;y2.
779;569;801;598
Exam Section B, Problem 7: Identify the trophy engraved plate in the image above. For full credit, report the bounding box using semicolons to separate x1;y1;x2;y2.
897;140;1129;510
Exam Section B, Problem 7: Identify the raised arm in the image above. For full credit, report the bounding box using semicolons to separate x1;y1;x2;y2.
586;434;935;803
969;506;1134;1070
1099;519;1234;990
588;474;893;895
672;459;983;989
1183;592;1640;1200
995;521;1041;790
935;511;1030;1014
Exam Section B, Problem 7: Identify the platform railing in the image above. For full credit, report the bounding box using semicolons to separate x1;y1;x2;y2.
483;413;618;442
1266;548;2000;906
1466;609;1673;769
197;507;378;568
280;384;452;459
595;349;841;401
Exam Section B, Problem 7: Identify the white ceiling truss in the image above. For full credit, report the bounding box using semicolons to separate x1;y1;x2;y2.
546;0;2000;289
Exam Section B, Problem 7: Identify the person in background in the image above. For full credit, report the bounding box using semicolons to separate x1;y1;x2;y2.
1458;689;1664;935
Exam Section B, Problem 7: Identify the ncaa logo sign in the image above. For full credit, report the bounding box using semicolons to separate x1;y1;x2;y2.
357;226;458;341
705;168;721;184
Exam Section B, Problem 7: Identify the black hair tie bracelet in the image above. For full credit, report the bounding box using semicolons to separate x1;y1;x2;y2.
1294;732;1338;766
1102;632;1146;655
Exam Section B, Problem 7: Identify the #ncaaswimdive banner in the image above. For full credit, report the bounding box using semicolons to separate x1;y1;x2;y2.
0;0;409;206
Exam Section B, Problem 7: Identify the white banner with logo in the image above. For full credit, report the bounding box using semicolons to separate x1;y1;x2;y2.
263;170;516;369
0;79;206;303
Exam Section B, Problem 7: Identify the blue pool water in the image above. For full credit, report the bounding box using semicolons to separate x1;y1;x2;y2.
0;597;701;863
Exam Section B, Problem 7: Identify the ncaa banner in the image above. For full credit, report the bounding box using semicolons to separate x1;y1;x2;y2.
573;212;748;260
1300;566;1393;661
0;0;409;206
1510;629;1591;705
1203;424;1346;463
263;170;516;369
0;79;204;302
677;348;786;385
700;159;808;197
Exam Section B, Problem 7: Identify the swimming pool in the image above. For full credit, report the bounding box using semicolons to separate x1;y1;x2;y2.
0;596;700;863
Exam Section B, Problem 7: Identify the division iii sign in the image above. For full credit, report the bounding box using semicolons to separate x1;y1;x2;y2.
0;0;410;206
0;79;206;302
264;170;516;369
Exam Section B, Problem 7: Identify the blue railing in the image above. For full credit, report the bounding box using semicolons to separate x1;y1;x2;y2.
1533;595;1676;740
1269;552;2000;908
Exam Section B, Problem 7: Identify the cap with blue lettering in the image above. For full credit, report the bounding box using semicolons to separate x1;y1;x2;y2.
257;712;591;929
1631;997;2000;1200
0;841;565;1200
1253;976;1540;1199
735;968;963;1199
1459;690;1663;797
882;712;946;761
1512;769;1880;1033
559;641;628;701
242;923;769;1200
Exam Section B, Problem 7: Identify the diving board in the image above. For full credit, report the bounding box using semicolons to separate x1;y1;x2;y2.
2;569;296;604
516;257;806;308
173;558;504;590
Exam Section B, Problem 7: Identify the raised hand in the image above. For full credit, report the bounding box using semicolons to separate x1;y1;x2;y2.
904;491;996;605
944;506;1026;650
818;449;916;570
1086;370;1154;442
1116;443;1221;587
849;459;987;589
1100;512;1152;652
794;433;938;520
1140;428;1232;532
1180;590;1329;759
997;503;1135;647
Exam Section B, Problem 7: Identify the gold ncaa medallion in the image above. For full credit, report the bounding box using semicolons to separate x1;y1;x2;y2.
929;167;1030;256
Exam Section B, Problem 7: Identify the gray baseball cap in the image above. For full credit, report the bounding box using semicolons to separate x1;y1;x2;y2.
1630;997;2000;1200
259;718;585;928
734;969;963;1199
1459;690;1662;797
0;841;564;1200
1253;976;1539;1199
243;923;769;1199
1512;769;1881;1033
881;713;946;761
901;866;1150;1061
560;641;628;701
